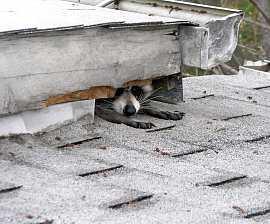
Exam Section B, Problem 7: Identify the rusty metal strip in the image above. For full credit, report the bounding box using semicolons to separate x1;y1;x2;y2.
124;79;152;87
43;86;116;107
43;79;152;107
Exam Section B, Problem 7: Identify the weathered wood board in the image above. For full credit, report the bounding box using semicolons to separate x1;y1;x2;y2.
0;27;181;116
0;0;191;116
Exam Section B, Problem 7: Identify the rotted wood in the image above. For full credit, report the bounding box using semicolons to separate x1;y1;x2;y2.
43;79;152;107
43;86;116;107
124;79;152;88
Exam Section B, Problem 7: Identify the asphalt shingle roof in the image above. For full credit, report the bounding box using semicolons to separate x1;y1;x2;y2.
1;71;270;224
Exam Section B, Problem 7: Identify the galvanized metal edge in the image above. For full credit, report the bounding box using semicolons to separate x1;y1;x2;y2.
116;0;243;15
0;21;193;38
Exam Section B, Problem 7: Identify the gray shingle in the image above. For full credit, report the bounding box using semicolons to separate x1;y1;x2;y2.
1;72;270;223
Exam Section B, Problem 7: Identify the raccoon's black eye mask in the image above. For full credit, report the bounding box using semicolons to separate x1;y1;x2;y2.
114;86;144;99
114;88;125;97
130;86;144;99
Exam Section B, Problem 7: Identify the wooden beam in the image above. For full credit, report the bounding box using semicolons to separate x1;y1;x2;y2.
124;79;152;87
43;86;116;107
0;27;180;115
43;79;153;107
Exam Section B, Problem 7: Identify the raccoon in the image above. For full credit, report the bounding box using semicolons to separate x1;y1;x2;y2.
95;84;184;129
112;85;153;116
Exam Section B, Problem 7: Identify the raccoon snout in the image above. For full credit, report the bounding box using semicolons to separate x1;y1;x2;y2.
123;104;136;116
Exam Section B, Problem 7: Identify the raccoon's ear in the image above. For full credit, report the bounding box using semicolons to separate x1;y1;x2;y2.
142;84;153;94
114;88;125;97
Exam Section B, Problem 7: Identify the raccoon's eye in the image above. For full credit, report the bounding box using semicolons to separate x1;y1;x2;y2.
115;88;125;97
131;86;143;98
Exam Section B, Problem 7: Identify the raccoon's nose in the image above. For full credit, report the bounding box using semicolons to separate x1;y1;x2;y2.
123;105;136;116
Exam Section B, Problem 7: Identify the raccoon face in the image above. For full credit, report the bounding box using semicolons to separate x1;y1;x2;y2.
113;85;153;116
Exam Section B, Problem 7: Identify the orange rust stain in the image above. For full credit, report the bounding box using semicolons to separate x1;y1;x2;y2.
42;86;116;107
42;79;153;107
124;79;152;87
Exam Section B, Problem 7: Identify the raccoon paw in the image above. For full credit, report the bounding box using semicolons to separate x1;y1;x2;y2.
159;111;185;120
127;121;156;129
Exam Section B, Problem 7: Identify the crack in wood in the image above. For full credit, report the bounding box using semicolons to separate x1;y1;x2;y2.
207;175;247;187
78;165;124;177
245;135;270;143
222;113;253;121
0;185;22;194
108;194;153;209
191;94;215;100
57;136;102;148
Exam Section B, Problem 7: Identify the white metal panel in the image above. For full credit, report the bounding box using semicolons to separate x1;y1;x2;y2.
116;0;244;68
0;100;95;136
0;0;187;34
